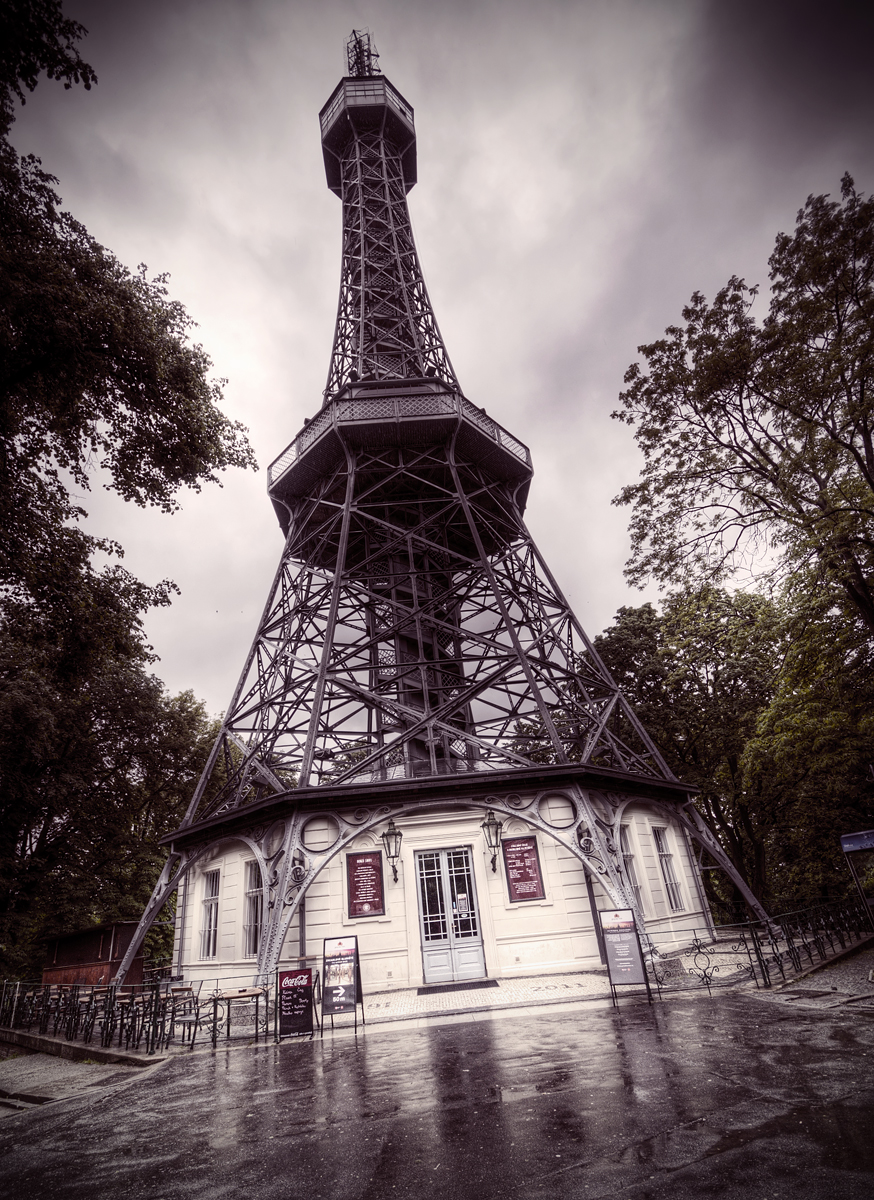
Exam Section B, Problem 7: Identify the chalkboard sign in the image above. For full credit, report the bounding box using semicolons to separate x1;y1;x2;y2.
501;836;546;902
322;936;360;1016
599;909;646;986
347;852;385;918
277;968;314;1037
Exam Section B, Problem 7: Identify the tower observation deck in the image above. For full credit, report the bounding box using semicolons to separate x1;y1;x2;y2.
117;31;770;985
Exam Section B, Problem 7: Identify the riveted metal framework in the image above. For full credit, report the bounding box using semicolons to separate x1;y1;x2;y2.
320;61;457;397
117;38;771;984
189;385;678;824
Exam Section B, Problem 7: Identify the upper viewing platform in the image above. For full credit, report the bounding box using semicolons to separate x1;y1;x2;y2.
320;76;417;196
267;380;532;527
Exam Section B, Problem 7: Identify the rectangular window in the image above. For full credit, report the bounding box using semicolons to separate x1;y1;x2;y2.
200;869;220;959
243;861;263;958
620;825;643;912
653;827;685;912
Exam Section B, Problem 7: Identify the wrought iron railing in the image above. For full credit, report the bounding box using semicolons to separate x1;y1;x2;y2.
2;900;869;1050
0;971;282;1056
267;392;532;489
648;895;873;997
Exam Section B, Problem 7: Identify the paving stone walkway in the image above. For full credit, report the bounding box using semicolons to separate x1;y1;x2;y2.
774;943;874;1011
360;968;613;1025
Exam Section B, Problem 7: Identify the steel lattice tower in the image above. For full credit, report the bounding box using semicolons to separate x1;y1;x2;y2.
117;32;767;983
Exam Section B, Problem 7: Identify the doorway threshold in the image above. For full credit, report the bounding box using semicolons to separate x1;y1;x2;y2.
417;979;500;997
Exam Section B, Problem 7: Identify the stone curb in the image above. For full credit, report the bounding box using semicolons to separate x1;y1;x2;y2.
0;1027;161;1067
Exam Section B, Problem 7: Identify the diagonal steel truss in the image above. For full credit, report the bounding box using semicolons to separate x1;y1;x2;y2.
183;424;675;830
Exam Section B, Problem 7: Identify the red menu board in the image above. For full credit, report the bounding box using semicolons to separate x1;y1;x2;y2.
346;851;385;918
501;836;546;902
277;968;314;1036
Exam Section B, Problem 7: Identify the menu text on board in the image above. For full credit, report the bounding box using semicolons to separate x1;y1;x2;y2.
598;909;646;986
501;836;546;902
347;852;385;918
277;968;314;1037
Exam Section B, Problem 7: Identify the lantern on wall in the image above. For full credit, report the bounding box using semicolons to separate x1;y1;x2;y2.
480;809;504;872
380;819;403;882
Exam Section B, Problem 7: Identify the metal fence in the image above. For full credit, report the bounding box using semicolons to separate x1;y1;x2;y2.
649;895;873;997
0;971;278;1056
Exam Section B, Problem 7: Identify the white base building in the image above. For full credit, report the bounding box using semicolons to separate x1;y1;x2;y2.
170;789;715;993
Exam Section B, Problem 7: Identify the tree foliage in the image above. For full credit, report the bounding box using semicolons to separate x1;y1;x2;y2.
0;620;218;977
0;4;254;976
741;583;874;907
0;134;256;616
595;587;874;916
595;589;783;914
0;0;96;135
613;176;874;633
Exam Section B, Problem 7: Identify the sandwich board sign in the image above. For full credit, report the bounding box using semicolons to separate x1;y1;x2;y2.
598;908;652;1006
322;935;365;1033
840;830;874;928
275;967;318;1040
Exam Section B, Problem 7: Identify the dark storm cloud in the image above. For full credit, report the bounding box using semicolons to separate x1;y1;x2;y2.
690;0;874;159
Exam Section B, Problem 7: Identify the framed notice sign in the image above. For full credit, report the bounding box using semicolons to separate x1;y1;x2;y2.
501;836;546;902
598;908;651;1006
346;852;385;918
322;935;365;1032
276;967;316;1039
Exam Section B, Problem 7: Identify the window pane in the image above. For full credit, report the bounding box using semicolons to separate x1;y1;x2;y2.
201;869;220;958
653;828;684;912
620;824;643;912
244;860;263;958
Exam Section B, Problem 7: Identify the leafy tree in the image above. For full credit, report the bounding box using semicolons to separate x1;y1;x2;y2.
0;4;255;976
1;137;256;618
0;619;218;977
613;175;874;634
594;586;874;916
594;589;784;915
740;582;874;909
0;0;96;136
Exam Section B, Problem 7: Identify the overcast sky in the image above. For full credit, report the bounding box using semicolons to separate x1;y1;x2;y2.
10;0;874;715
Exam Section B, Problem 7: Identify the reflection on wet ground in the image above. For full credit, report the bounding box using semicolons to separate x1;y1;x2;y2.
0;991;872;1199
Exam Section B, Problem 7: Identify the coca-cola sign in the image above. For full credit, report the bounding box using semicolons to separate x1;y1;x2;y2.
281;973;310;988
277;967;313;1037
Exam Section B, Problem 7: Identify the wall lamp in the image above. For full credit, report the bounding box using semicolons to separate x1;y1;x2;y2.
480;809;504;872
380;819;403;882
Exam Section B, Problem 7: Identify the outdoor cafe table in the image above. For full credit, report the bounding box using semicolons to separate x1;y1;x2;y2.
208;986;268;1047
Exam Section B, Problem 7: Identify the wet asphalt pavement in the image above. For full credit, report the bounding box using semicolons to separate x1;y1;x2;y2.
0;991;872;1200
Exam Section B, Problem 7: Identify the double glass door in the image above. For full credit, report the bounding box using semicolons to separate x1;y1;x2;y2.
416;847;486;984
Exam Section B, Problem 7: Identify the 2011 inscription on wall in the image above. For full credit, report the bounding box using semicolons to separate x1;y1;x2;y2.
346;851;385;918
501;836;546;902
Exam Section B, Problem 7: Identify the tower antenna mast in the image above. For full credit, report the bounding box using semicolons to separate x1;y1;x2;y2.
346;28;380;77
